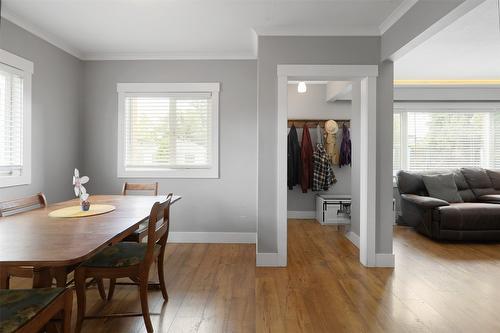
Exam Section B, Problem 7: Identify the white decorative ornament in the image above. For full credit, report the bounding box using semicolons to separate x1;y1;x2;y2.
73;168;89;199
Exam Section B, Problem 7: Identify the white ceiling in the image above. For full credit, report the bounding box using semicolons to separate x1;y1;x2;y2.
395;0;500;80
2;0;404;59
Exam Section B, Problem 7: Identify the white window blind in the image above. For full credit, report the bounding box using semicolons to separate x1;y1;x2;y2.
394;103;500;173
0;64;24;178
117;83;219;178
124;93;212;169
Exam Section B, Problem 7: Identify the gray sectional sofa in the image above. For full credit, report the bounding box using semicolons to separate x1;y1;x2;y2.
397;168;500;241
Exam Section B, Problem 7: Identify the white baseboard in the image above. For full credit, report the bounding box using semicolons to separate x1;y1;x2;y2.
287;211;316;219
256;252;284;267
168;232;256;244
375;253;395;267
345;231;360;248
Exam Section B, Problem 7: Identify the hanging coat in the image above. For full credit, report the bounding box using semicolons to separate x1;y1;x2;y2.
300;124;313;193
313;143;336;191
288;125;301;189
339;123;352;167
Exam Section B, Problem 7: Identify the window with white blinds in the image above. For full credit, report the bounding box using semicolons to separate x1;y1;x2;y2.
0;50;32;188
117;83;219;178
394;102;500;174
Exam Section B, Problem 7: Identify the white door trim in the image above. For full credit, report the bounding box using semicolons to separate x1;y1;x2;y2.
276;64;378;267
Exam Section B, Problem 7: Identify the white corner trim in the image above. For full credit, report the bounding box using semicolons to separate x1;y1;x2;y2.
82;52;257;61
379;0;418;34
1;9;83;59
256;252;284;267
375;253;395;267
345;231;360;248
287;211;316;219
168;232;256;244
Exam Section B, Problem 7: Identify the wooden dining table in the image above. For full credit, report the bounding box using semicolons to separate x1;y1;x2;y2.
0;194;181;288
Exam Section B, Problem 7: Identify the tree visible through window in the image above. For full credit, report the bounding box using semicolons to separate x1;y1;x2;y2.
394;103;500;173
117;83;219;178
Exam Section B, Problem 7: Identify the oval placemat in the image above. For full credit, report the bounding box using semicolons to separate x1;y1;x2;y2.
49;204;116;218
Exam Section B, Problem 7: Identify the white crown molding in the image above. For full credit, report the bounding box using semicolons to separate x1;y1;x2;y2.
379;0;418;34
81;52;257;61
1;8;83;59
254;25;381;37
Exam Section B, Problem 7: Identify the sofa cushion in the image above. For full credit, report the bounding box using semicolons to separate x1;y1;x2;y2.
486;170;500;190
397;170;427;195
82;242;160;268
477;194;500;204
461;168;495;197
422;174;463;203
435;203;500;230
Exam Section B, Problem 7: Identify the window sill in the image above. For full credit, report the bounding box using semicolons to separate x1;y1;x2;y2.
0;174;31;188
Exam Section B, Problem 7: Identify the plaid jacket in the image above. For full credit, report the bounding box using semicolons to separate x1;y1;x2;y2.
312;143;336;191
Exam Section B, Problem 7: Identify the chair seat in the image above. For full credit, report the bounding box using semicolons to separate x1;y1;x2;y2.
82;242;160;268
0;288;65;333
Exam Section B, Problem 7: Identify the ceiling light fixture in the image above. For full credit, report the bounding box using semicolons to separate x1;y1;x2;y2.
297;82;307;93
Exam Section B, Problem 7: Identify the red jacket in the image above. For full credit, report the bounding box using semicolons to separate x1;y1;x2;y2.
300;125;313;193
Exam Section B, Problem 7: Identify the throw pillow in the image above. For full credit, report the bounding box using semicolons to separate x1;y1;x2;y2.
422;174;463;203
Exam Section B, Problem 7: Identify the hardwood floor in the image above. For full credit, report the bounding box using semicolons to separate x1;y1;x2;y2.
257;220;500;333
10;220;500;332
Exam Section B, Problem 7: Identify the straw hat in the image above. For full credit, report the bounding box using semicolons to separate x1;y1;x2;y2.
324;120;338;134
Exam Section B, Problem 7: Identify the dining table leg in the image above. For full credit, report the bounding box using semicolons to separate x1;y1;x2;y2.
32;267;53;288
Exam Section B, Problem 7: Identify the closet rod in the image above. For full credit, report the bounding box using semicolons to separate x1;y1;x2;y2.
287;119;350;129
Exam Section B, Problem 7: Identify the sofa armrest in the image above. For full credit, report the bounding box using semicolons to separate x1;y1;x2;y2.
400;194;450;208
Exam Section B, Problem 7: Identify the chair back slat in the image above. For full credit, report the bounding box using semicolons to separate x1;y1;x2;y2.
0;193;47;217
143;193;173;266
122;182;158;196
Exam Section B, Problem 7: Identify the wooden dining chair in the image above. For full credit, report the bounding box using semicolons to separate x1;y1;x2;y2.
0;192;47;217
0;193;48;289
122;182;158;196
75;193;173;333
0;287;72;333
122;182;159;243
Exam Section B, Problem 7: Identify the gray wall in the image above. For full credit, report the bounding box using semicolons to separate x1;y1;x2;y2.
257;36;384;253
381;0;465;60
376;60;394;254
81;60;258;233
287;84;352;212
0;18;82;203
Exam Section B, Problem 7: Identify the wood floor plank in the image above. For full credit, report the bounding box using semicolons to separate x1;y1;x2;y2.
9;219;500;332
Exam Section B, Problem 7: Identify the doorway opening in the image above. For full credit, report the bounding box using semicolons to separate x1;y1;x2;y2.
277;65;378;267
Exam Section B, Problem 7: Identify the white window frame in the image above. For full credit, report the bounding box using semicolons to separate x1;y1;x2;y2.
0;49;33;188
117;82;220;178
394;101;500;175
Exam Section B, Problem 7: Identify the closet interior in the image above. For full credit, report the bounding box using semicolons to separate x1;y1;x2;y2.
287;81;353;229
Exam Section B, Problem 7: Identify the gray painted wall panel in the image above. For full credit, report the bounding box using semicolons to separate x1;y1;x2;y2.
0;18;82;203
257;36;381;253
381;0;464;60
81;60;258;233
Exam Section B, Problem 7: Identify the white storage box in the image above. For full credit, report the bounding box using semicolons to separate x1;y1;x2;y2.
316;194;351;225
